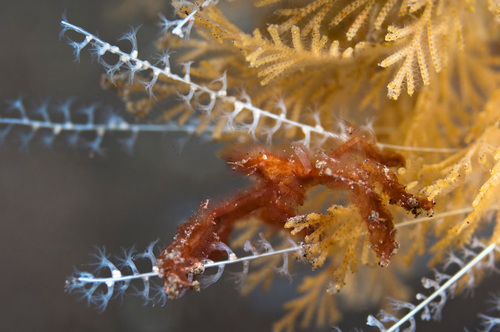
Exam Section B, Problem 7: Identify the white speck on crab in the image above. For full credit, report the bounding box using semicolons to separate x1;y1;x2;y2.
315;160;326;169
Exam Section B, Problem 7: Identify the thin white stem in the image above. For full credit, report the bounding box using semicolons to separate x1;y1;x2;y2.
60;21;344;141
77;271;159;283
74;246;302;285
386;243;497;332
170;0;216;37
172;9;197;37
377;142;459;153
395;207;474;229
203;246;300;268
395;206;499;230
0;117;201;134
60;20;458;154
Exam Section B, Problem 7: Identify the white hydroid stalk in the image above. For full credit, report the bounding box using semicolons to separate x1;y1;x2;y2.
1;98;210;154
67;239;301;310
203;246;300;268
0;115;202;133
385;243;496;332
60;20;346;145
60;19;456;153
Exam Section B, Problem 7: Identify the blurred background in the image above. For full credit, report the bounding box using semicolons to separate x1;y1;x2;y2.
0;1;498;331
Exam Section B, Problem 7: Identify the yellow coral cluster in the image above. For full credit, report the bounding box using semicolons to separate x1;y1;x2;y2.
106;0;500;330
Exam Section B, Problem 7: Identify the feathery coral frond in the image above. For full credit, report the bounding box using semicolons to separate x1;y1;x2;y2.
54;0;500;330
